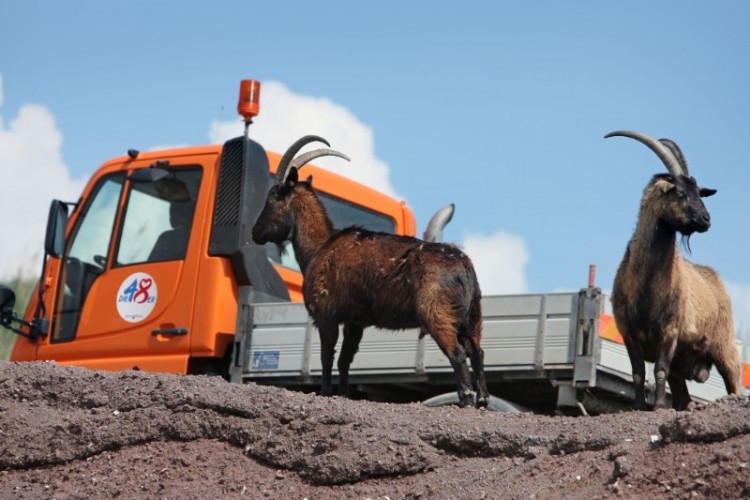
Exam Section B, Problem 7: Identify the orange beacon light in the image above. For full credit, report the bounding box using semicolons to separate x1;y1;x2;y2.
237;80;261;122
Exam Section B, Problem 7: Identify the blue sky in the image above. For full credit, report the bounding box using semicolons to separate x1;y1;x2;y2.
2;1;750;338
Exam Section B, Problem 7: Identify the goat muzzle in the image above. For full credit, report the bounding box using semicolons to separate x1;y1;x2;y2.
690;213;711;233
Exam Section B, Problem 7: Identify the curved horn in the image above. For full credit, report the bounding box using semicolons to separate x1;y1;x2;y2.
275;135;330;183
288;148;351;173
658;138;690;177
423;203;455;243
604;130;686;179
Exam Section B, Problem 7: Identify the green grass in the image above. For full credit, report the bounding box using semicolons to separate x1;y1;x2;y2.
0;275;38;360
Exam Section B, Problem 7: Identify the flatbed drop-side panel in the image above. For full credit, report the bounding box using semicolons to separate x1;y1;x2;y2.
243;303;312;377
243;293;581;383
477;293;576;372
597;298;750;403
246;302;423;379
241;291;750;408
596;336;738;403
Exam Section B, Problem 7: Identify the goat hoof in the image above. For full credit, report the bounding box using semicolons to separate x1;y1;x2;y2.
653;401;670;411
458;391;475;408
475;396;490;409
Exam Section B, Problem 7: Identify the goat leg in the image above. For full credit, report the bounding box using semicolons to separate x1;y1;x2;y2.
462;333;489;408
713;343;742;396
317;323;340;397
654;333;679;409
667;374;691;410
622;331;647;410
424;321;474;407
448;345;474;408
337;323;364;398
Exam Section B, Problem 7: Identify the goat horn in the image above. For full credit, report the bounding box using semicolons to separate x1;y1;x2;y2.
275;135;330;183
289;148;351;173
658;138;690;177
604;130;686;179
423;203;455;243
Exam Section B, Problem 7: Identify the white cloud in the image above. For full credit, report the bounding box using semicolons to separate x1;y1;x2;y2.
461;231;530;295
208;81;401;198
724;280;750;344
0;74;85;279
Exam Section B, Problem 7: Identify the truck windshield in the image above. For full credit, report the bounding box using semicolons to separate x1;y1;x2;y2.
268;192;396;271
53;173;126;342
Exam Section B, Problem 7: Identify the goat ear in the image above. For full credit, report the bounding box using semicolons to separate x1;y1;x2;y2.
655;179;675;194
305;175;313;186
699;187;717;198
285;167;299;188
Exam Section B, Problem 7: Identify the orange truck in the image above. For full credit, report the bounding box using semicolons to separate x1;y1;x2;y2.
1;80;416;377
1;81;748;413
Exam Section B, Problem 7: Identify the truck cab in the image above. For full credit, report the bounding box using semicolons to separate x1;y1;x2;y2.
4;133;417;376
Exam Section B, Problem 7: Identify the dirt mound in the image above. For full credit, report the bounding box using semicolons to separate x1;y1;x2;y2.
0;361;748;499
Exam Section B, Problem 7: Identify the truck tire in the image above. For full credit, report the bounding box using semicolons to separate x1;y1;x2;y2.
422;393;525;413
188;354;231;380
199;364;226;378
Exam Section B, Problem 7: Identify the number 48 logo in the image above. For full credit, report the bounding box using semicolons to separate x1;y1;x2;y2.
117;273;158;322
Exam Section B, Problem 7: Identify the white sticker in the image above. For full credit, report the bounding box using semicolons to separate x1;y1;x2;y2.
116;272;158;323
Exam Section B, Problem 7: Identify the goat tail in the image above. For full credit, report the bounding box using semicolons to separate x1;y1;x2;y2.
464;268;483;345
467;290;483;344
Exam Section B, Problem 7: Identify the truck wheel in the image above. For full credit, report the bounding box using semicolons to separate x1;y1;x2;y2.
422;393;525;413
189;359;229;380
200;365;226;378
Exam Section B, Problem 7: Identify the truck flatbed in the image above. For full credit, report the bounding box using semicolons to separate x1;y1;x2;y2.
231;287;750;413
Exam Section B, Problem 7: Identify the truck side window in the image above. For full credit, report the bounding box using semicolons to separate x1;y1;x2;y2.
53;173;126;342
266;192;396;272
321;193;395;234
115;168;202;266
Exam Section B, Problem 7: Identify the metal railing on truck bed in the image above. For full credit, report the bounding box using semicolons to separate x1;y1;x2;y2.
230;287;750;413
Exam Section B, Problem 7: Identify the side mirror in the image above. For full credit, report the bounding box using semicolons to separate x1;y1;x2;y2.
0;285;16;328
44;200;68;258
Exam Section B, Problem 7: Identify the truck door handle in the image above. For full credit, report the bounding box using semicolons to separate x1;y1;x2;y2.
151;328;188;336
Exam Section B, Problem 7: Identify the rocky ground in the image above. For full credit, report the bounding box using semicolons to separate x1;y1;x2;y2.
0;361;748;499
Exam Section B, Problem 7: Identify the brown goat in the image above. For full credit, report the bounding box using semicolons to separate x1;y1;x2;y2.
252;136;489;408
606;130;740;410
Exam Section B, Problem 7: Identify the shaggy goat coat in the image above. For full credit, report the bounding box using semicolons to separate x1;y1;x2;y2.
612;176;740;409
252;145;489;408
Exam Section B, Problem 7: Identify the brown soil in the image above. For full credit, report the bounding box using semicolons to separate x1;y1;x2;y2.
0;361;748;499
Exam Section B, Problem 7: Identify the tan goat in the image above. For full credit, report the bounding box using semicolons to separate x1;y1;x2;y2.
607;130;740;410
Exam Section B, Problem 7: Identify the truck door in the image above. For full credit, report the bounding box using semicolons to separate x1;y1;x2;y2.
38;166;204;373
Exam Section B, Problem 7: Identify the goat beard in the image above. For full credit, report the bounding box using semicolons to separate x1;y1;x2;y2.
276;242;289;258
680;234;693;255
